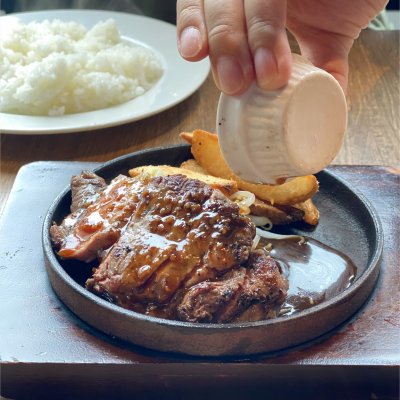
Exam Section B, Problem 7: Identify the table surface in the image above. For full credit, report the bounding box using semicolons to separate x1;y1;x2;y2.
0;29;399;215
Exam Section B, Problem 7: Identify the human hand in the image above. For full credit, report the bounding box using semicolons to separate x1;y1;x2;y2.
176;0;388;94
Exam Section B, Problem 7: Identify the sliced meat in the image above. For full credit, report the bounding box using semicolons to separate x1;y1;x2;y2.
87;174;255;306
50;171;107;249
250;198;305;225
70;171;107;212
53;170;289;323
177;250;288;323
50;173;146;262
176;268;246;323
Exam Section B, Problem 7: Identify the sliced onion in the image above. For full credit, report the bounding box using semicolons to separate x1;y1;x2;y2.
249;215;273;230
230;191;256;214
256;227;305;244
252;234;261;250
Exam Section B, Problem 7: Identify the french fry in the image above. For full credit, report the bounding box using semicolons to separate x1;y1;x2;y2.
189;129;319;205
179;131;193;144
181;131;320;223
181;159;315;223
292;199;320;225
129;165;238;196
180;159;207;174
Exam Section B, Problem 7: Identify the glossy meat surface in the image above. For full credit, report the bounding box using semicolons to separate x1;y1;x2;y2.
177;250;288;323
50;173;145;262
51;171;288;323
87;174;255;306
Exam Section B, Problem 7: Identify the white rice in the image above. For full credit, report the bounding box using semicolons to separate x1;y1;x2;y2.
0;18;164;116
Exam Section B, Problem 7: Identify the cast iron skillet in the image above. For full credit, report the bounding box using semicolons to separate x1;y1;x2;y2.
42;144;383;356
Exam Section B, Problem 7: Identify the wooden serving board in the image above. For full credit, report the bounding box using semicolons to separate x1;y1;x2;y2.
0;162;398;400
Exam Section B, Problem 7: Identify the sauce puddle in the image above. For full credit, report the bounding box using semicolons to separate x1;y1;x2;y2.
260;237;357;316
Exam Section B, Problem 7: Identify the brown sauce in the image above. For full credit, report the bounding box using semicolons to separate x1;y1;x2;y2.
260;237;357;316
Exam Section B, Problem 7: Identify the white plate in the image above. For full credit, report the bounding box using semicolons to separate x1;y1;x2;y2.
0;10;210;135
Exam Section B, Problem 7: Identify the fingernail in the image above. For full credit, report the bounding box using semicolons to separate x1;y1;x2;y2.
179;27;201;58
216;56;244;95
254;47;279;89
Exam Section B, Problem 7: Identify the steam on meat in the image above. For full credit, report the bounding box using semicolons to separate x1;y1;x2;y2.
51;171;288;323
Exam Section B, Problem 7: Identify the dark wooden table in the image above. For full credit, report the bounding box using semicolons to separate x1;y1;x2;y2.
0;29;399;400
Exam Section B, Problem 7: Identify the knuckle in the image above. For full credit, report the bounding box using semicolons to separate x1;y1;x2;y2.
208;23;242;49
248;17;280;36
246;17;281;49
178;4;203;25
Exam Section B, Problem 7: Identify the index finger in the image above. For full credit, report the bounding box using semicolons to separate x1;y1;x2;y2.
204;0;255;95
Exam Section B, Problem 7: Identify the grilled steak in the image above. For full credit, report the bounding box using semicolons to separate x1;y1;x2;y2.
177;250;288;323
51;171;288;323
70;171;107;212
50;171;106;249
87;174;255;306
50;173;146;262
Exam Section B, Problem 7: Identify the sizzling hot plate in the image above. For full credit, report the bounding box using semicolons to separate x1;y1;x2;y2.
42;145;383;356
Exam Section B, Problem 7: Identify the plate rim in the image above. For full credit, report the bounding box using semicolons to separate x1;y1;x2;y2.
0;10;210;135
42;145;383;354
